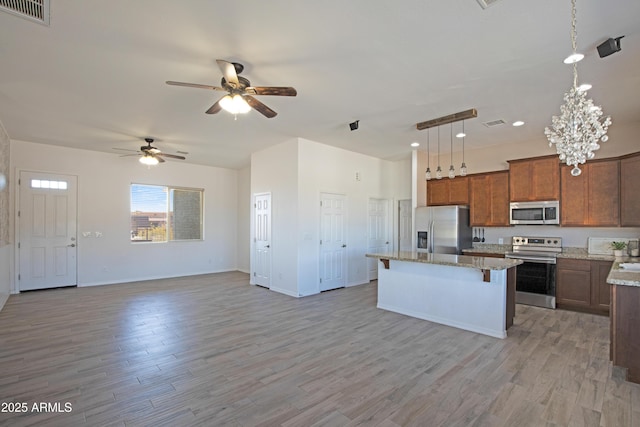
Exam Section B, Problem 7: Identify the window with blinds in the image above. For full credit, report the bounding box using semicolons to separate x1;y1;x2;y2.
130;184;203;242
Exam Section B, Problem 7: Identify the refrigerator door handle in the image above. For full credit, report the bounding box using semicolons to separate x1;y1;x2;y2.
428;220;434;253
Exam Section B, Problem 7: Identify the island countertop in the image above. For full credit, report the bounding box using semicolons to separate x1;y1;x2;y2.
606;260;640;287
366;251;522;271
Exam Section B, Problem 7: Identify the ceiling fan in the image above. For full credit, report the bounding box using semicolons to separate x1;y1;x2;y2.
115;138;186;165
166;59;297;118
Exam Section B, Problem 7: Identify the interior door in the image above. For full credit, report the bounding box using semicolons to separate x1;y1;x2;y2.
254;193;272;288
18;171;77;291
398;199;412;252
319;193;346;291
367;198;389;280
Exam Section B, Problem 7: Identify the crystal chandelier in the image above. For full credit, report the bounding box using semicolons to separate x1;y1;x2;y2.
544;0;611;177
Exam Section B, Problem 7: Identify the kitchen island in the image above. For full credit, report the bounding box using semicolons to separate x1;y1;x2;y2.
366;251;522;339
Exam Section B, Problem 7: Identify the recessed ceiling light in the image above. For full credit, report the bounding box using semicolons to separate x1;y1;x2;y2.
577;83;592;92
411;142;420;147
455;132;466;138
512;121;525;127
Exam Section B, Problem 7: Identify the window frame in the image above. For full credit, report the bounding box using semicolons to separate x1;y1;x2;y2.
130;183;204;243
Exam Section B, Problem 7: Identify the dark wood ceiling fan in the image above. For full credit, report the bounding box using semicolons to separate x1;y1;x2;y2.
166;59;297;118
115;138;186;163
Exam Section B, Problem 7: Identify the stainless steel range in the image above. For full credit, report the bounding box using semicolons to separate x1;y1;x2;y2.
505;236;562;309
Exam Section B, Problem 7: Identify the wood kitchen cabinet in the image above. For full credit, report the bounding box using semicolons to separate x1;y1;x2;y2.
556;257;612;315
560;159;620;226
427;176;469;206
508;156;560;202
469;171;509;227
620;152;640;226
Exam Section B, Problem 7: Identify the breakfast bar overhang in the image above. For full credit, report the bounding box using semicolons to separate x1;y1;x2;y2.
366;251;522;339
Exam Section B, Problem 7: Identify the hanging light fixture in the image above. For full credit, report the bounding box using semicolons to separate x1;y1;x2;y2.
425;128;432;180
460;120;468;176
436;126;443;179
448;123;455;179
219;94;251;115
544;0;611;177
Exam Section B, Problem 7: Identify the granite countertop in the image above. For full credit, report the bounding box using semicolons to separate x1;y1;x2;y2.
365;251;522;271
606;260;640;287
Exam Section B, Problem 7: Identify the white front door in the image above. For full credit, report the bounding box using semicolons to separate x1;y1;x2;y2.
368;198;390;280
18;171;77;291
319;193;346;291
254;193;272;288
399;199;413;252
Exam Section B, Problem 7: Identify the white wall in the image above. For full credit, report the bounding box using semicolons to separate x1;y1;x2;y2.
236;166;251;273
10;140;239;290
250;138;411;297
250;138;300;296
0;120;9;309
297;139;401;295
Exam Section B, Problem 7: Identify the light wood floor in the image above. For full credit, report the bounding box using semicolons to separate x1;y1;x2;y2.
0;271;638;426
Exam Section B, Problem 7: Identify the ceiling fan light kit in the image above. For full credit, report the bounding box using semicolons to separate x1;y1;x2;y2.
139;154;159;166
219;94;251;115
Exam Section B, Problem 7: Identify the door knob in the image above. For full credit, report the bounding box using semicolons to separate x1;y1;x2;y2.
68;243;76;247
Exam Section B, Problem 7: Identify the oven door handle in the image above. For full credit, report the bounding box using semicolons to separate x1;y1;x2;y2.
505;255;556;264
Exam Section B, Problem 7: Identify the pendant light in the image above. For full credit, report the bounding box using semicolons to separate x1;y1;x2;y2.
544;0;611;176
460;120;467;176
435;126;442;179
425;128;432;180
448;123;455;179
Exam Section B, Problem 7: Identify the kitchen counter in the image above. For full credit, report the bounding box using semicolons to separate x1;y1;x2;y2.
606;259;640;287
366;251;519;339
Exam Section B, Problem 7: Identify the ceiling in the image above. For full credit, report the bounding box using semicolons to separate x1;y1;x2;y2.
0;0;638;169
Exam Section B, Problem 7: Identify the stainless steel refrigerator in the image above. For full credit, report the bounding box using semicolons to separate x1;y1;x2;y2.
415;206;472;254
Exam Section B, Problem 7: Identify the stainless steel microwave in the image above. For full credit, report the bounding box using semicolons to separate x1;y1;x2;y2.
509;201;560;225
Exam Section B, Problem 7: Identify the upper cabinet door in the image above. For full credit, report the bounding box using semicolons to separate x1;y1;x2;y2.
560;159;620;227
509;156;560;202
427;176;469;206
621;153;640;226
470;171;509;227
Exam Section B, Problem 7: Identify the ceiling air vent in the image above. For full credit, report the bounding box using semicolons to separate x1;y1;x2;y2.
0;0;50;26
483;119;506;128
476;0;502;10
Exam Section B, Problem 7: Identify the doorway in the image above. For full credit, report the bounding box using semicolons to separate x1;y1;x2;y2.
18;171;78;291
319;193;347;291
398;199;412;251
367;198;390;280
253;192;272;288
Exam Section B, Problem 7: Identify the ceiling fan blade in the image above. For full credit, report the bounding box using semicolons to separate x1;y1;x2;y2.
247;87;297;96
166;81;225;91
160;153;186;160
216;59;239;88
112;147;139;153
206;98;223;114
244;95;277;118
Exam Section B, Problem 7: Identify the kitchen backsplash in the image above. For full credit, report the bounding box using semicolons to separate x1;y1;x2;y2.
479;225;640;248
